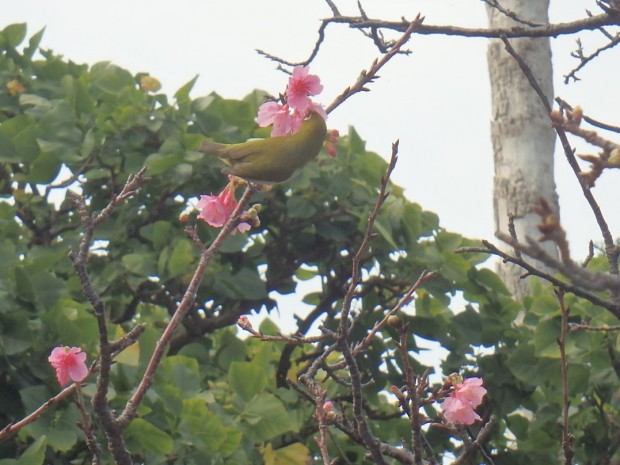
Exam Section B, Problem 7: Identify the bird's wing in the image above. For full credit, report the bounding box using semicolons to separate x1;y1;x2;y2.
223;138;276;161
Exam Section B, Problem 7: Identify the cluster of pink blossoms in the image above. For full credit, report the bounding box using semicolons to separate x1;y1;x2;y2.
48;346;89;387
440;376;487;425
256;66;327;137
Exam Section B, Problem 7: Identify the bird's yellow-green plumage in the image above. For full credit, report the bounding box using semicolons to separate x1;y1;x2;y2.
199;111;327;184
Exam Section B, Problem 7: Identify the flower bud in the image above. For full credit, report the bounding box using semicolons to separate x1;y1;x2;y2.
237;316;253;331
140;75;161;93
179;212;190;224
6;79;26;96
608;148;620;167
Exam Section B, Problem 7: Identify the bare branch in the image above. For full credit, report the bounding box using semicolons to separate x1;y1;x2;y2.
457;240;620;319
481;0;545;27
326;16;424;115
326;12;620;39
564;32;620;83
556;98;620;134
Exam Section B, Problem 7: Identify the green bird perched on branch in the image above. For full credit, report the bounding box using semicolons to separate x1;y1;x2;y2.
199;111;327;184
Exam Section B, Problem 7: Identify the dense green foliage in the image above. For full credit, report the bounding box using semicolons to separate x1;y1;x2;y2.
0;24;618;464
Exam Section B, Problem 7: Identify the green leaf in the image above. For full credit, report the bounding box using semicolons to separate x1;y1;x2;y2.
229;361;268;401
156;355;201;394
42;298;98;348
175;75;199;102
373;217;398;250
145;152;184;175
89;61;135;96
473;268;510;294
17;436;46;465
295;267;317;281
125;418;174;455
213;268;266;300
167;239;195;277
180;398;242;456
122;252;157;276
263;442;310;465
347;126;366;154
3;23;27;47
534;318;561;358
27;153;61;184
27;271;66;311
24;27;45;59
286;196;317;219
140;220;173;250
352;151;387;188
0;133;19;162
241;393;292;441
0;115;39;162
0;314;33;354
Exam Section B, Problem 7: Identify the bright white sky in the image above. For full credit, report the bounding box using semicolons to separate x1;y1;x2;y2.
4;1;618;272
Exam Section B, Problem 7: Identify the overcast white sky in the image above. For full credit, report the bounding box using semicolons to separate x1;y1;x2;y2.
4;0;618;258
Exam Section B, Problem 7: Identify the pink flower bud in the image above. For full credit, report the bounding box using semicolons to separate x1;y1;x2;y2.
237;316;253;331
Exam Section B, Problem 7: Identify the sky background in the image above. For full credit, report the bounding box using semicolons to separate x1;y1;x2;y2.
3;1;619;335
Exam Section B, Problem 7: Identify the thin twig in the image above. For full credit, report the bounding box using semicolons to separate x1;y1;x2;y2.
481;0;545;27
0;383;79;442
451;417;497;465
556;290;575;465
75;386;103;465
396;328;424;465
340;141;399;327
582;240;595;268
569;323;620;332
556;98;620;134
564;32;620;83
326;17;423;115
353;270;438;353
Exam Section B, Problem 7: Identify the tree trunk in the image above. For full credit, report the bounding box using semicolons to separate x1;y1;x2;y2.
486;0;559;299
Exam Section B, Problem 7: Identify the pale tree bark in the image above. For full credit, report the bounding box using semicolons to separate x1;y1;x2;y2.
487;0;559;299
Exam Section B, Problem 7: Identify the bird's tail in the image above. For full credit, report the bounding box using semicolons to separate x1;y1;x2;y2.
199;139;226;155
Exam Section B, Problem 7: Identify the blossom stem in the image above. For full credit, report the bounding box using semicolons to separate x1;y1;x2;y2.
117;183;256;428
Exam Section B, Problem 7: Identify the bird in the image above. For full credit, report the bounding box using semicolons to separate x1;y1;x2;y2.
198;111;327;184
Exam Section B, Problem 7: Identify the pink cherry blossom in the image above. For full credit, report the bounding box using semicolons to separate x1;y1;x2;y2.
256;102;304;137
441;377;486;425
197;185;237;228
48;346;89;387
196;184;251;233
286;66;323;112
